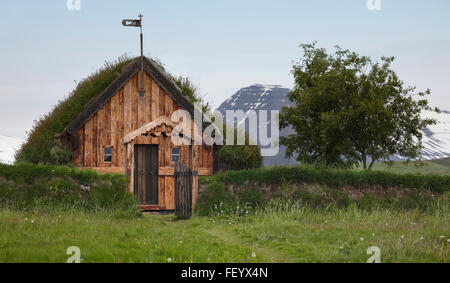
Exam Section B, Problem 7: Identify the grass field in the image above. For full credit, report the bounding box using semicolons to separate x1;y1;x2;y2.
359;158;450;176
0;162;448;263
0;206;448;263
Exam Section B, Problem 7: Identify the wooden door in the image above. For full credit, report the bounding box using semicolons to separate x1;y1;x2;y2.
134;145;159;205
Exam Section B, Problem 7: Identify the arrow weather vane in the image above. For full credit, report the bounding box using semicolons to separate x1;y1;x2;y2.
122;14;145;93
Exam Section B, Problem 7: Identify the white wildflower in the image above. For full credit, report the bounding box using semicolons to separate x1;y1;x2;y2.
439;235;445;239
251;252;256;258
167;258;172;262
419;236;424;240
360;237;364;241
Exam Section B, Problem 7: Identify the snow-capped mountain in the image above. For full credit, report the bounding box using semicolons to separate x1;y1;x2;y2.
217;84;292;112
217;84;298;166
0;134;24;164
217;84;450;166
420;110;450;160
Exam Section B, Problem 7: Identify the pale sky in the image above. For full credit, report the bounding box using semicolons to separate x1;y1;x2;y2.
0;0;449;139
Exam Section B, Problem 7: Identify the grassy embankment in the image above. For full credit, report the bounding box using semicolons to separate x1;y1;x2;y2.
0;162;448;263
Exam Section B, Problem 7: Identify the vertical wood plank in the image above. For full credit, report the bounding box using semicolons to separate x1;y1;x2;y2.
97;107;104;166
81;125;85;166
165;176;174;210
124;76;133;135
159;89;166;118
159;176;165;207
138;83;146;128
152;80;160;120
166;138;172;167
132;75;139;132
192;175;198;209
127;142;134;193
158;135;164;167
84;119;92;167
92;114;98;167
193;145;200;169
111;90;120;166
158;175;165;207
144;72;152;124
164;91;171;117
72;127;84;166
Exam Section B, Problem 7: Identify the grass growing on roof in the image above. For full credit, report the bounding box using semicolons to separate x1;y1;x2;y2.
15;56;133;165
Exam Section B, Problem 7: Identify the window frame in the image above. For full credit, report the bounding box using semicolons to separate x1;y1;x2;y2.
171;147;180;163
103;147;113;163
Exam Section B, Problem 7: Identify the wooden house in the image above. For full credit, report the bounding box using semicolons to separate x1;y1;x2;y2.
62;57;214;212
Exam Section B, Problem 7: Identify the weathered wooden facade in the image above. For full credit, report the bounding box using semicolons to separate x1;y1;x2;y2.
63;57;213;211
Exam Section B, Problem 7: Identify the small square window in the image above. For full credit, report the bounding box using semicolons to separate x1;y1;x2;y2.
171;148;180;162
138;91;145;98
104;147;112;163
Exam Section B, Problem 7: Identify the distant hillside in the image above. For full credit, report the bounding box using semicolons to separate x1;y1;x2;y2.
217;84;450;166
430;157;450;167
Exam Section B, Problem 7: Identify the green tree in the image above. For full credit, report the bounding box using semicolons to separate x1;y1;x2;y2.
280;42;438;169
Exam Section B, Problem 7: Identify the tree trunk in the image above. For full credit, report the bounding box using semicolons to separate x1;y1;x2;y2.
368;159;376;170
362;151;367;170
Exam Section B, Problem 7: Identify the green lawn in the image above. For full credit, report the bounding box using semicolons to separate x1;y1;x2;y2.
0;208;448;263
357;158;450;176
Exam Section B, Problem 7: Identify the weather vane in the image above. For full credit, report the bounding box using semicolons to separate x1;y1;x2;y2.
122;14;145;94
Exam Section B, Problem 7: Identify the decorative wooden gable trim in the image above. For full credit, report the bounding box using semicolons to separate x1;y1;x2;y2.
121;117;176;144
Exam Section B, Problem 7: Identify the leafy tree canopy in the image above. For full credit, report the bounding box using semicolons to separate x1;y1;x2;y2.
216;123;262;170
280;42;439;169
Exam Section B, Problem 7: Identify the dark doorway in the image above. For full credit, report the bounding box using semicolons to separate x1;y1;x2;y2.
134;144;158;205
